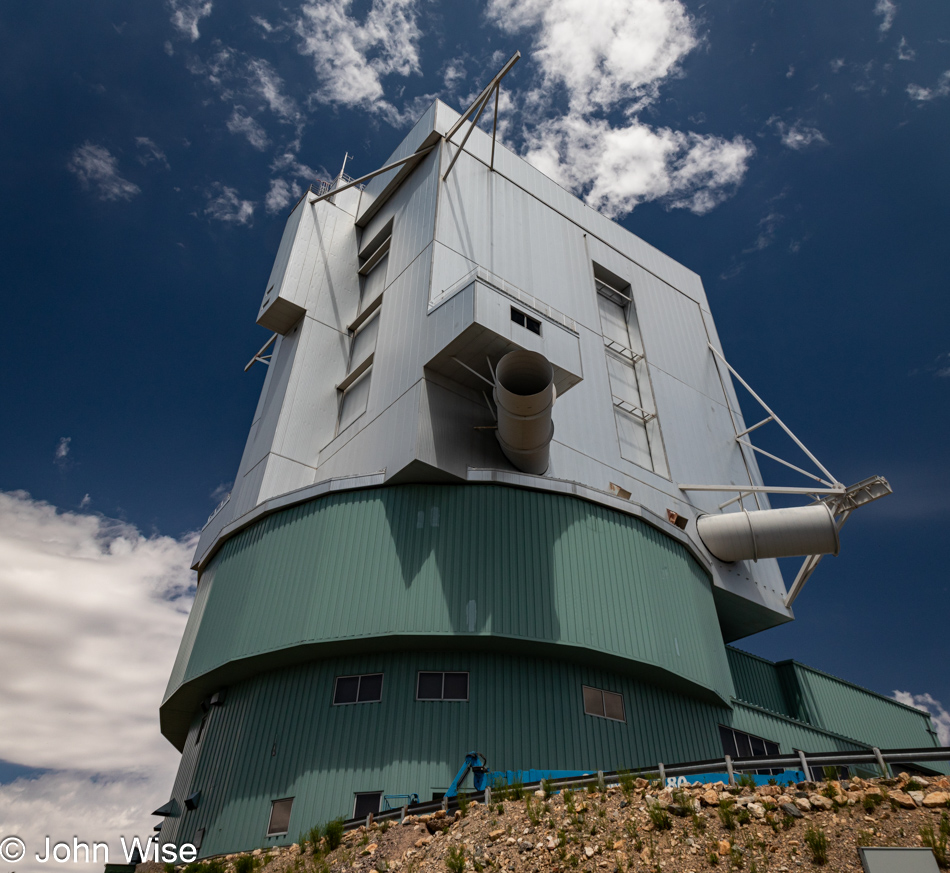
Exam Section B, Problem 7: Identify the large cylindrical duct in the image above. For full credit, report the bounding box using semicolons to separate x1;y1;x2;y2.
493;350;556;475
696;504;840;563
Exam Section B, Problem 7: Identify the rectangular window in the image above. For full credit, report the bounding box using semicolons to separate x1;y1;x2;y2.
718;726;783;775
338;366;372;433
333;673;383;705
594;264;668;478
195;711;209;745
582;685;626;723
267;798;294;836
353;792;382;819
416;671;469;701
193;828;205;850
358;219;393;311
511;306;542;335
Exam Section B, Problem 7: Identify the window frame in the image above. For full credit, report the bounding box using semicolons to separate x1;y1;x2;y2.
582;684;627;723
332;673;384;706
266;797;295;836
718;725;784;775
415;671;470;702
353;791;383;820
511;306;542;336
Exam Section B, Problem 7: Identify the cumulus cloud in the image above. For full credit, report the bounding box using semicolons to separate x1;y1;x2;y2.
135;136;170;168
767;116;828;150
0;491;195;872
226;106;270;150
874;0;897;33
486;0;753;217
265;177;302;214
204;183;255;224
67;143;141;202
168;0;212;41
907;71;950;102
295;0;422;114
897;36;915;61
892;691;950;745
246;57;299;122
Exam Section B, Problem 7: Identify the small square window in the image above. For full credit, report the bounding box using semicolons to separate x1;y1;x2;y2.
267;798;294;836
582;685;625;722
354;792;382;819
443;672;469;700
333;673;383;705
417;672;444;700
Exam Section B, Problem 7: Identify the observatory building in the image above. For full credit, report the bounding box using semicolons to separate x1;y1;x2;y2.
157;94;942;853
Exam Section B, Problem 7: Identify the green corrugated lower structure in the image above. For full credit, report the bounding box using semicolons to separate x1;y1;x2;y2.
158;485;945;854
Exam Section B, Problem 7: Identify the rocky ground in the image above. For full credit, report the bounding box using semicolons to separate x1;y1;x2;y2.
164;772;950;873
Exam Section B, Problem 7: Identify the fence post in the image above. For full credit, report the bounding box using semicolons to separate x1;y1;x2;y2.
485;787;491;807
797;750;812;782
597;770;605;791
366;812;373;829
725;755;735;787
442;795;449;812
401;803;408;823
872;747;890;779
657;763;666;788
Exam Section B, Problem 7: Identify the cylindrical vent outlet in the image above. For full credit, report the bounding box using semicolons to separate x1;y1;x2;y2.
493;350;556;475
696;504;840;563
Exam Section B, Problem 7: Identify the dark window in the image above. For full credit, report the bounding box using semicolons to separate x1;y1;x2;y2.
582;685;626;723
719;726;783;775
416;671;469;701
353;792;382;819
193;828;205;850
511;307;541;335
333;673;383;705
267;798;294;836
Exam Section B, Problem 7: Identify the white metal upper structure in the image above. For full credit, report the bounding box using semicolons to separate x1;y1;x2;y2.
200;56;890;642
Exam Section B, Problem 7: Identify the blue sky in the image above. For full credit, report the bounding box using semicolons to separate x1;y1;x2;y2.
1;0;948;859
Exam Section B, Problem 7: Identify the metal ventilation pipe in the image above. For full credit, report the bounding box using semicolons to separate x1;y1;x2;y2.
696;504;840;563
493;350;556;475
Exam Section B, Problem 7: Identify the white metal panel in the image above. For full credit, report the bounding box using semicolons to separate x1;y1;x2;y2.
257;453;317;504
429;241;478;302
338;368;372;433
302;203;361;332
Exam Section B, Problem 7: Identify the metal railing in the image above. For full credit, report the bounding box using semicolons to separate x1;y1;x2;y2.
314;173;364;198
339;745;950;831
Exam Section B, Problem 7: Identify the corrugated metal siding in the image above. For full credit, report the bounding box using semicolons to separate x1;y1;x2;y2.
789;662;940;751
164;485;734;719
729;700;867;755
726;647;793;718
161;649;726;856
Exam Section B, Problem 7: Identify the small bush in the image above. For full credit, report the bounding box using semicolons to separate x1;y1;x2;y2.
708;850;720;866
563;788;576;813
906;779;925;792
445;846;466;873
856;830;874;848
457;791;470;818
525;795;542;826
719;801;736;831
781;814;796;831
324;818;345;851
234;857;259;873
804;826;828;865
920;812;949;868
737;774;756;790
509;780;525;801
540;778;554;799
692;812;707;832
647;802;672;831
821;782;837;800
729;846;744;869
618;770;636;796
736;808;751;826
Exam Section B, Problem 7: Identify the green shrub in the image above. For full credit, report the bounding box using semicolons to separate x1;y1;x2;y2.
509;780;525;801
647;802;672;831
735;808;751;826
540;779;554;799
234;857;259;873
804;826;828;865
457;791;470;818
445;846;466;873
920;812;949;868
618;770;636;796
324;818;345;851
737;774;756;790
718;801;736;831
707;850;720;865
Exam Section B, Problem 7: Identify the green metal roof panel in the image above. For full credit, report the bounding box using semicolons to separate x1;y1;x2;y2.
726;646;793;718
162;484;735;747
729;699;867;755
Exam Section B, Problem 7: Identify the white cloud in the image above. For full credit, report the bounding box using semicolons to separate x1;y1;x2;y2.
265;178;302;214
67;143;141;202
204;183;255;224
252;15;276;34
245;58;299;122
295;0;422;114
768;116;827;150
897;36;915;61
54;437;71;464
443;58;467;92
907;71;950;102
79;494;91;509
874;0;897;33
830;58;845;73
892;691;950;745
486;0;752;217
135;136;170;168
0;491;195;872
168;0;212;41
226;106;270;150
744;211;784;253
